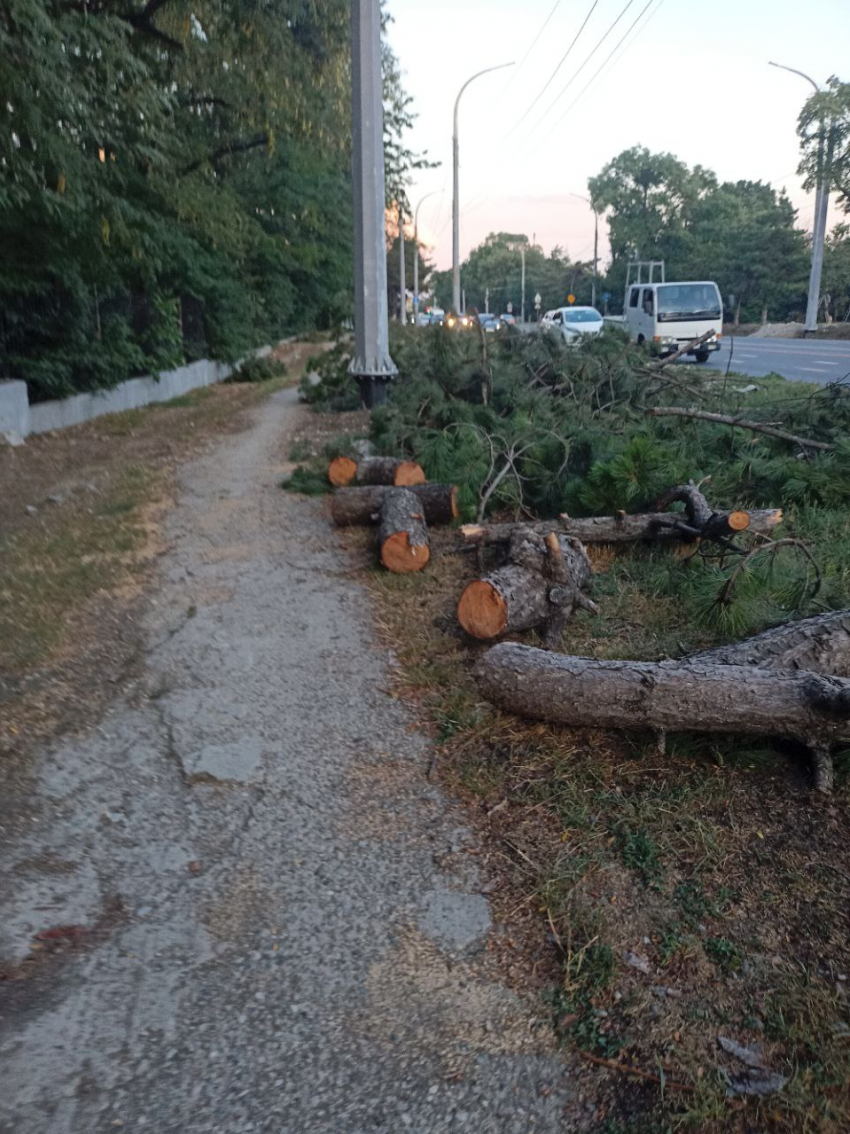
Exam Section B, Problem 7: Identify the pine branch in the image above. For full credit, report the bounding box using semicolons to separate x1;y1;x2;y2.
648;406;834;452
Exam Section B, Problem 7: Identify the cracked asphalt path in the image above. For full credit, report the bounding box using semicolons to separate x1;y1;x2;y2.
0;388;575;1132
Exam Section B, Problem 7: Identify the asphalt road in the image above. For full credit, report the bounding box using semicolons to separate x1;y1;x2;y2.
699;337;850;384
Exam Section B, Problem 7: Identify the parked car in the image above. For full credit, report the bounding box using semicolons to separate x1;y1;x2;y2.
428;309;446;326
542;306;604;344
500;313;517;326
477;313;502;333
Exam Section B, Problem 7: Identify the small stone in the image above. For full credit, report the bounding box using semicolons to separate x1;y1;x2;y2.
622;949;651;974
26;505;38;515
136;906;153;917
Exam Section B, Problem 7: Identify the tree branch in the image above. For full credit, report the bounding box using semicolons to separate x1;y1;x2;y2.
181;133;270;175
648;406;834;451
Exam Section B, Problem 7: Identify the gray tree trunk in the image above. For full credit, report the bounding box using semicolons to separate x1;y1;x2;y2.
681;609;850;677
331;483;457;527
475;643;850;789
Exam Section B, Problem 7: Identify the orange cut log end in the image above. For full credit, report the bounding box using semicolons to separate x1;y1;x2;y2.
393;461;427;486
328;456;358;487
381;532;430;574
457;580;508;640
450;486;459;520
728;510;750;532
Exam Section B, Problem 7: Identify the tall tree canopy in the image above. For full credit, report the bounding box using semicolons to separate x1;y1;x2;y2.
589;147;810;323
0;0;419;399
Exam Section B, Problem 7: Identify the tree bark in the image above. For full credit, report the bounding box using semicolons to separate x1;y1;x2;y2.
457;530;597;641
475;643;850;750
378;488;430;573
331;484;457;527
328;455;426;488
680;609;850;677
459;507;783;549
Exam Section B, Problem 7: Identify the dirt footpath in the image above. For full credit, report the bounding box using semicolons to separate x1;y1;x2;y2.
0;387;580;1133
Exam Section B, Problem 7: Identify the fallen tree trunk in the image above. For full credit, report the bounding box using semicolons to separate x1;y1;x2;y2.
378;488;430;573
680;609;850;677
475;643;850;790
459;507;783;548
331;484;457;527
328;455;426;488
457;529;597;641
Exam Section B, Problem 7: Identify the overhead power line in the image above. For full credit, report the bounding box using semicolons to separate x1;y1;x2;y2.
550;0;656;128
506;0;600;134
502;0;565;93
529;0;637;135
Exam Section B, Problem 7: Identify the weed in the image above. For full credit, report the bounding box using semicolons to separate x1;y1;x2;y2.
704;936;743;973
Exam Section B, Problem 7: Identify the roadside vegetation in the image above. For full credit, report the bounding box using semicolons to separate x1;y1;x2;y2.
295;324;850;1132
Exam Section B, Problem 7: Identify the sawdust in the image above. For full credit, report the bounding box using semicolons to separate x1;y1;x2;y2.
357;925;554;1076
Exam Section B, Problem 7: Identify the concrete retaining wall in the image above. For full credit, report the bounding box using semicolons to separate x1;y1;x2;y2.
0;380;30;442
1;344;279;442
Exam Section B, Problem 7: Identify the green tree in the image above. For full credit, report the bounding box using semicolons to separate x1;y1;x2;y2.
797;76;850;214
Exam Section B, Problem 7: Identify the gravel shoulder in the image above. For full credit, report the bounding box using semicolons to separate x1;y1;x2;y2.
0;387;581;1133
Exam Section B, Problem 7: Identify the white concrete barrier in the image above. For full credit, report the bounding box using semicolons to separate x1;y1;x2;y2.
2;342;286;442
0;380;30;442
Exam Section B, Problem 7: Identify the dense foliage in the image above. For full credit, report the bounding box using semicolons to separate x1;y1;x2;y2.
0;0;422;401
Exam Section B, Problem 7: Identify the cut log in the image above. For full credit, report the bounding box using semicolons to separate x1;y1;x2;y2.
475;643;850;788
327;456;358;487
460;507;783;548
379;488;430;574
457;530;597;641
679;609;850;677
331;484;458;528
327;455;426;488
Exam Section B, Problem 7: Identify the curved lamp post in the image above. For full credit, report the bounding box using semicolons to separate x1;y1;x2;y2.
413;191;439;321
452;63;514;313
769;61;828;332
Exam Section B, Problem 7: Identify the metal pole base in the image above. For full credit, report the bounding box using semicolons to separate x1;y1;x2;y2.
354;375;392;409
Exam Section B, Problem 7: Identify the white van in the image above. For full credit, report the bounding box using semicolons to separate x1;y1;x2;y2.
624;280;722;362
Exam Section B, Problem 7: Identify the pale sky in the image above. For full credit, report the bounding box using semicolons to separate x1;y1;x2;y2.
385;0;849;270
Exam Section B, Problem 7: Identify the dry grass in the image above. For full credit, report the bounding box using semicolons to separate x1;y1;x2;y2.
357;524;850;1133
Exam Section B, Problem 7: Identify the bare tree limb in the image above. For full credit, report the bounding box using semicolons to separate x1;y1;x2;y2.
648;406;834;451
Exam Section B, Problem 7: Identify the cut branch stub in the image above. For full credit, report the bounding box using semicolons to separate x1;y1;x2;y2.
379;488;430;574
331;484;457;527
327;456;426;488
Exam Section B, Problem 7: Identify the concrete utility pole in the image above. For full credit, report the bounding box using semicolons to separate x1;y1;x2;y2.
452;62;513;313
571;193;599;309
398;201;406;324
769;61;829;333
349;0;397;407
413;192;438;322
484;287;489;314
520;247;526;324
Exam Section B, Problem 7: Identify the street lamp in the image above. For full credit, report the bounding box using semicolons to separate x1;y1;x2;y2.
452;62;514;313
769;61;829;332
413;191;439;322
570;193;599;310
